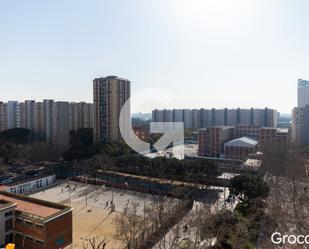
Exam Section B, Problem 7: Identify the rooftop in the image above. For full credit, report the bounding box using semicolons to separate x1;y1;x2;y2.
199;126;235;131
0;199;16;211
225;137;258;148
261;127;277;130
277;128;289;133
0;191;71;220
0;174;55;187
298;79;309;87
94;75;130;81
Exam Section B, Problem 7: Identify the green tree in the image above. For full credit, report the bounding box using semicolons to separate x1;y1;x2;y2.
228;175;269;207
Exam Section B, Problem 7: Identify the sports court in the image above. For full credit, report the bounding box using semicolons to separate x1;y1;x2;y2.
31;181;175;249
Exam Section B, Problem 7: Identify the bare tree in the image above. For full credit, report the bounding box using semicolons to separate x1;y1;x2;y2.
83;237;107;249
115;201;148;249
146;197;184;249
261;142;309;241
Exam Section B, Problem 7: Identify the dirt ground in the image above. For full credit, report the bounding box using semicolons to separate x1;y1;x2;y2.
31;181;173;249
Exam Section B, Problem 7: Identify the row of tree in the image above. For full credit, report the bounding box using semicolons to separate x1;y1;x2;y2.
109;174;271;249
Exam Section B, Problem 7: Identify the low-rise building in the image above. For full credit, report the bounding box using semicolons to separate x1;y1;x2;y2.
0;200;16;248
198;126;235;157
0;175;56;195
235;125;261;140
260;127;289;145
198;124;290;159
0;191;72;249
224;137;258;160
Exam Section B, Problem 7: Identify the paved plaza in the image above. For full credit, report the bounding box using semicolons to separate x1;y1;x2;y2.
31;181;175;249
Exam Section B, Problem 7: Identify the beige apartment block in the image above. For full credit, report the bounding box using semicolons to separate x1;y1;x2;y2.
93;76;130;143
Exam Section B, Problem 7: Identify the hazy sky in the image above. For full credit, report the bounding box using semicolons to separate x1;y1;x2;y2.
1;0;309;113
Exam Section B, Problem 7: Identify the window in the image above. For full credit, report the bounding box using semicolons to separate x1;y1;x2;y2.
36;240;44;245
5;211;13;217
36;224;44;229
25;236;33;241
25;220;33;226
5;219;13;232
15;232;23;240
16;217;23;223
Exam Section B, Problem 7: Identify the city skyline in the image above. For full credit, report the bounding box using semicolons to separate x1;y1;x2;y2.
2;0;309;113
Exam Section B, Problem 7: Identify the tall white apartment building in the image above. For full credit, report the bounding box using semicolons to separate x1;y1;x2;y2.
183;109;193;129
238;109;252;126
226;109;238;126
212;109;226;126
34;102;44;138
297;79;309;108
152;108;277;129
81;102;93;129
52;101;70;146
43;99;54;143
7;101;21;129
0;100;93;146
93;76;131;143
69;103;79;131
20;100;36;131
173;109;184;123
0;102;7;132
292;79;309;145
164;109;174;123
152;109;165;123
193;109;201;129
25;100;36;130
69;102;93;131
201;109;213;127
291;106;309;145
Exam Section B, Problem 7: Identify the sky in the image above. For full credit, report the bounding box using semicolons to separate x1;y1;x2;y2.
1;0;309;114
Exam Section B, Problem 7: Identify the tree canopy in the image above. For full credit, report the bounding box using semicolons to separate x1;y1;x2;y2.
228;175;270;207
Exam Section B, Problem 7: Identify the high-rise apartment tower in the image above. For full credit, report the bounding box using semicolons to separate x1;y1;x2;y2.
93;76;130;143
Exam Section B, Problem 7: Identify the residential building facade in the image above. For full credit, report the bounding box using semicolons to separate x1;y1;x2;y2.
152;108;278;130
0;100;93;145
0;200;16;248
0;191;72;249
93;76;131;143
0;102;7;132
7;101;21;129
52;102;70;147
297;79;309;108
292;106;309;145
198;126;235;157
292;79;309;145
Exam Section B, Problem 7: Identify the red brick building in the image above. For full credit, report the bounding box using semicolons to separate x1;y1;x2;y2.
198;126;235;157
0;191;72;249
260;127;290;145
224;137;258;160
235;125;261;140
